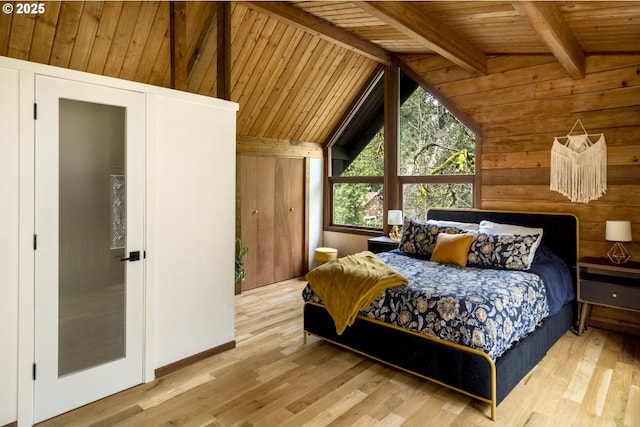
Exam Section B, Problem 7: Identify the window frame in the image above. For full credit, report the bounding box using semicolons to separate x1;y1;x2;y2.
325;62;481;235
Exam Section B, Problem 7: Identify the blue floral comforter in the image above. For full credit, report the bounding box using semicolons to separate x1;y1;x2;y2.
303;250;561;361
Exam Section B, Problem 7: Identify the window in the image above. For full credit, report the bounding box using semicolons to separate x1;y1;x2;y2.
399;81;475;221
327;67;475;232
331;130;384;228
402;182;473;221
329;72;384;230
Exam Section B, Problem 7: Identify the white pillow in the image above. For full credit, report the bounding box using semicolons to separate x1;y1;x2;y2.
427;219;479;231
478;220;543;266
479;220;543;236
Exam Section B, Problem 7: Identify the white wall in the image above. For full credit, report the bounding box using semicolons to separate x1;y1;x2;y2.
322;231;370;258
0;67;20;426
150;94;237;368
307;157;324;270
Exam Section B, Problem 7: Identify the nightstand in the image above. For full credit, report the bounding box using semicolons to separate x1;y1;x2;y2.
576;257;640;336
368;236;400;253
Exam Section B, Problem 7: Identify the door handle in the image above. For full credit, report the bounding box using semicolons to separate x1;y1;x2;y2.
120;251;141;262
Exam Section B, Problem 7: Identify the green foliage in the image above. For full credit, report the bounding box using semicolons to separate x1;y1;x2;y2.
429;149;475;175
235;238;248;283
333;182;383;228
399;88;475;220
333;131;384;228
400;89;475;177
341;131;384;177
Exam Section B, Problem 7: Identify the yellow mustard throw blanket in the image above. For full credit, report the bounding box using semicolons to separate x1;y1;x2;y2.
305;251;408;335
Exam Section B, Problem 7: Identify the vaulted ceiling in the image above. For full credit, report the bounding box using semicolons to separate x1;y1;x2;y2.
1;1;638;145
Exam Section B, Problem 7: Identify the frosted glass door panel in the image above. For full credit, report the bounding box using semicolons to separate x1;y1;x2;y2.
58;99;126;377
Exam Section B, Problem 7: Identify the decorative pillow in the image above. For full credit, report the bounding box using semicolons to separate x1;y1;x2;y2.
478;220;543;237
466;231;542;270
398;218;466;257
426;219;479;231
478;220;544;265
430;233;474;267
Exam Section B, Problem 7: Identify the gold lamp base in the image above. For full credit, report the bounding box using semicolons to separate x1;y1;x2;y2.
389;225;402;241
607;242;631;264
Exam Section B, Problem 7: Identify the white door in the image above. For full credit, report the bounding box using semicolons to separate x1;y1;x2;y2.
34;75;145;423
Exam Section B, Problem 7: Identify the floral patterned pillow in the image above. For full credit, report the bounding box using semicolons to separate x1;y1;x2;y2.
466;231;542;270
398;218;467;257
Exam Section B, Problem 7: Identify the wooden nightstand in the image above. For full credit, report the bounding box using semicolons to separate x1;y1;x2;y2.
368;236;400;253
576;257;640;336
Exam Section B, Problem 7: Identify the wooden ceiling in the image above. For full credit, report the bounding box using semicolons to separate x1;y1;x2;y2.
1;1;638;145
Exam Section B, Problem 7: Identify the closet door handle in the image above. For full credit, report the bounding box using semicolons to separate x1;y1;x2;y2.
120;251;141;262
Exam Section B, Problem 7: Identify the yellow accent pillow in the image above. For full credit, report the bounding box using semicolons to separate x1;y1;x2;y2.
430;232;474;267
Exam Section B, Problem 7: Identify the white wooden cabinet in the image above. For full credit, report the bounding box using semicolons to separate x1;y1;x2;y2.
149;94;237;367
0;56;238;426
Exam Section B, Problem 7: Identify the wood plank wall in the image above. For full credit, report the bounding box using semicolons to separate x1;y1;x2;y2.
404;53;640;334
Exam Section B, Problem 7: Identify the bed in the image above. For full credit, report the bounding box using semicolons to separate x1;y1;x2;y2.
302;209;578;420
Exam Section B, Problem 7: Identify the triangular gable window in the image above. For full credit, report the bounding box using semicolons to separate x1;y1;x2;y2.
327;67;476;231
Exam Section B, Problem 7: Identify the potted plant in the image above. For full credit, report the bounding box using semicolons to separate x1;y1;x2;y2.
235;238;248;294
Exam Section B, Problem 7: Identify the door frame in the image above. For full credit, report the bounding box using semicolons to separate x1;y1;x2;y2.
14;64;156;426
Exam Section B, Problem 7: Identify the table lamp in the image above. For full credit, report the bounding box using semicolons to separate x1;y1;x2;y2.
606;220;632;264
388;210;403;241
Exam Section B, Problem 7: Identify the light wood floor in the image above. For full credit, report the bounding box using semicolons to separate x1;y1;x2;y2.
38;278;640;427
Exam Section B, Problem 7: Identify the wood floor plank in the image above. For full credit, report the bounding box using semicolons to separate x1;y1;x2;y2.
602;361;634;422
593;368;613;417
303;389;368;427
36;278;640;427
563;331;606;403
624;384;640;427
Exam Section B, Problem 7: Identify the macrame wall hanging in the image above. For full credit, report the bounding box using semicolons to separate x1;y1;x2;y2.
550;119;607;203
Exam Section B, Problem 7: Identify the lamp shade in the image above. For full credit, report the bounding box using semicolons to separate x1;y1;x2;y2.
605;220;632;242
387;210;403;226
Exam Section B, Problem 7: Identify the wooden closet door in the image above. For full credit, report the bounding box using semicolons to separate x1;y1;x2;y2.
240;156;305;290
240;156;275;291
274;157;305;282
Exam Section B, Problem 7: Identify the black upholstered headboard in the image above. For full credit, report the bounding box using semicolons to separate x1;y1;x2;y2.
426;208;579;279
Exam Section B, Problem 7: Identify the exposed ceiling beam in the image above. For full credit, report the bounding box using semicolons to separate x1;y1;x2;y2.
170;1;188;90
246;1;391;65
216;2;231;100
513;1;585;79
187;4;217;78
357;1;487;76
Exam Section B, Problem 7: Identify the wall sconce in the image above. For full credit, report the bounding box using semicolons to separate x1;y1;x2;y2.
606;220;632;264
388;210;403;241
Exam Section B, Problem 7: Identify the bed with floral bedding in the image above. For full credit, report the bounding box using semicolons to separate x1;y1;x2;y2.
303;209;578;421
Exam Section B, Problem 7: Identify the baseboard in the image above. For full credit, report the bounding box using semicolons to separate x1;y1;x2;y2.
589;317;640;337
155;340;236;378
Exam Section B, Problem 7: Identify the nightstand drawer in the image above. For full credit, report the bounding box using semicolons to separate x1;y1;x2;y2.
580;280;640;311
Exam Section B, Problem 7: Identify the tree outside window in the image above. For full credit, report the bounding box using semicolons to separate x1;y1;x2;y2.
399;86;475;221
328;68;475;231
